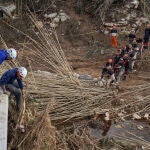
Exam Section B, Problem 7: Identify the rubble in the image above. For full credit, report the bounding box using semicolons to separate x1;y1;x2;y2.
137;125;144;130
0;3;16;19
132;113;141;120
144;113;149;120
44;13;57;19
78;74;93;80
44;10;70;28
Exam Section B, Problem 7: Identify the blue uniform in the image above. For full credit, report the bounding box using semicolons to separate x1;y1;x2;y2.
0;68;24;89
0;49;7;64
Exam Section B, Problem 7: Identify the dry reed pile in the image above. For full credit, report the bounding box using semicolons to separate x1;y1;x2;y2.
0;8;149;149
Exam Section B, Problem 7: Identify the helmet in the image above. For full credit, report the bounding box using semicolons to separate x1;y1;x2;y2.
7;48;17;59
18;67;27;78
108;59;112;63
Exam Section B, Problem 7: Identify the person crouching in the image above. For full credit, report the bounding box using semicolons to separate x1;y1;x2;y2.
0;67;27;111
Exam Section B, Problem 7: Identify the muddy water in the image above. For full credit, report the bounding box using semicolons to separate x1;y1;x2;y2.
90;120;150;142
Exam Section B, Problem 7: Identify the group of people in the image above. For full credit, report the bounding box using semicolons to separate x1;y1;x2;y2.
100;23;150;89
0;48;27;111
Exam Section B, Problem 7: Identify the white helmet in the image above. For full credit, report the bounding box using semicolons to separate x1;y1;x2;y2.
18;67;27;78
7;48;17;59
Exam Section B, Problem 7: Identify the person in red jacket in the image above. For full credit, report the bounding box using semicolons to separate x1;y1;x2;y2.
110;25;118;47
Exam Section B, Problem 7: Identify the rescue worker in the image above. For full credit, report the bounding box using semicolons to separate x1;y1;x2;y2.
101;59;113;79
123;54;130;80
0;48;17;65
129;49;137;72
143;23;150;50
105;66;116;89
125;44;132;53
128;30;136;44
110;25;118;47
113;52;121;67
0;67;27;111
115;58;125;84
136;35;143;55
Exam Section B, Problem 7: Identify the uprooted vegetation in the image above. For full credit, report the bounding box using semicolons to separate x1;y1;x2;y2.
0;0;150;149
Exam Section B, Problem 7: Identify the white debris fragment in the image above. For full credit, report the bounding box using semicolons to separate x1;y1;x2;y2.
44;13;57;19
132;113;141;120
93;78;98;81
59;12;70;22
50;22;58;28
53;16;60;23
137;125;143;130
144;113;149;120
104;112;110;121
0;4;16;18
131;0;139;8
104;30;109;35
73;73;80;79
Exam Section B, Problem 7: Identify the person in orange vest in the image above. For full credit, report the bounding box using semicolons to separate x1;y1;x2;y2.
110;25;118;47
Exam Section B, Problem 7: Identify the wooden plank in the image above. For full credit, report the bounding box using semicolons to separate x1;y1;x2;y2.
0;94;8;150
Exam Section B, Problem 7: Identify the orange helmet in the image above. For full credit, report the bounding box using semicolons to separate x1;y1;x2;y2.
108;59;113;63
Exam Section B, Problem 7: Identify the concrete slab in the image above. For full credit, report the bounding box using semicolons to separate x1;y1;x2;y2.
0;94;8;150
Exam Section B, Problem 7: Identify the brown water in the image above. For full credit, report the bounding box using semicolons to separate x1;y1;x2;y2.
89;120;150;142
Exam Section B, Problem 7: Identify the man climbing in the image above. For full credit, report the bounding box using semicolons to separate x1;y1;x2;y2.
123;54;130;80
143;23;150;51
105;66;116;89
128;30;136;44
129;49;138;72
0;67;27;111
0;48;17;65
113;52;121;67
115;58;125;84
110;25;118;48
100;59;113;80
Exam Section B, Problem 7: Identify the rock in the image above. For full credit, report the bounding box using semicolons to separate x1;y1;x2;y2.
53;16;60;23
121;18;126;21
132;24;137;27
117;20;128;26
50;22;58;28
144;113;149;120
115;124;123;129
126;14;131;21
0;4;16;19
93;78;98;81
73;73;80;79
125;4;131;9
131;0;139;8
104;30;109;35
130;11;137;18
44;13;57;19
79;74;93;80
137;125;143;130
132;113;141;120
104;22;114;27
